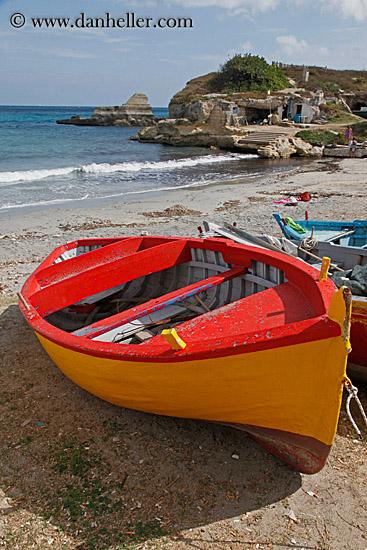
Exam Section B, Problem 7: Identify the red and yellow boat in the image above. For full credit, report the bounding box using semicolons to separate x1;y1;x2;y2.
19;236;351;474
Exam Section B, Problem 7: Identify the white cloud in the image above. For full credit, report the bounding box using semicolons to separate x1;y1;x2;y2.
103;0;157;5
103;37;133;43
0;30;17;37
124;0;157;6
194;49;237;65
168;0;279;15
331;26;364;32
154;56;186;65
240;41;254;51
276;34;308;56
168;0;367;21
322;0;367;22
260;27;287;32
113;47;132;53
276;34;329;60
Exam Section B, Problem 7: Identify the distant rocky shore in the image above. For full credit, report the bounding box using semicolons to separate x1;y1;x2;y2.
57;93;156;127
56;83;367;159
136;85;367;158
137;104;324;159
138;116;367;158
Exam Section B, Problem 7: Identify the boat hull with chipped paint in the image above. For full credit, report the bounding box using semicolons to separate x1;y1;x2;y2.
19;236;351;474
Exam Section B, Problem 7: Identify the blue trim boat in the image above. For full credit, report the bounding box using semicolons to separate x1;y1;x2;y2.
273;214;367;249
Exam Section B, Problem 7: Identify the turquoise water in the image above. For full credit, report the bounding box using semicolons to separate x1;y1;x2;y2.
0;105;299;215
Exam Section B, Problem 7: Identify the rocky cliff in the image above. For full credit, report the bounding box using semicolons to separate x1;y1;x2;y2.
57;93;156;126
138;106;323;158
137;69;362;157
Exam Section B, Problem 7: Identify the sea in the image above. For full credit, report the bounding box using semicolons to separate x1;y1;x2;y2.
0;105;303;216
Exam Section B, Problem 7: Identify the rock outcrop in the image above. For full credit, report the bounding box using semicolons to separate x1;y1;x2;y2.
57;93;156;126
138;113;322;158
257;137;323;159
138;115;249;150
169;96;284;124
169;64;367;122
169;90;329;125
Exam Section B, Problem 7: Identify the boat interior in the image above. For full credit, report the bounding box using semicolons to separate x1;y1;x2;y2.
27;237;323;347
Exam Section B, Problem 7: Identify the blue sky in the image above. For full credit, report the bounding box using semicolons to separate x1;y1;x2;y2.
1;0;367;106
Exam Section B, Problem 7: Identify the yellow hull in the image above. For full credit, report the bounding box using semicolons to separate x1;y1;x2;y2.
37;332;346;448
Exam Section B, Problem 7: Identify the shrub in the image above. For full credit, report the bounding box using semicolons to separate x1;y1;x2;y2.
210;54;289;94
325;82;340;93
295;130;343;146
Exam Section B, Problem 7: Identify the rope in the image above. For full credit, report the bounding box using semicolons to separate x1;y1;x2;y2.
297;240;345;272
300;236;318;251
344;378;367;440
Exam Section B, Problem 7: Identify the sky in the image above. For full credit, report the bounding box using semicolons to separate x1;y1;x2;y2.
1;0;367;106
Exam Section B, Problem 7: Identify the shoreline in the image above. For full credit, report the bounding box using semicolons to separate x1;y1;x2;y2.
2;156;367;298
0;154;304;218
0;155;315;219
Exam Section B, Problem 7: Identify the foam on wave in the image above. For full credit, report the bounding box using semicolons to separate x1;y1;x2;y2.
0;153;257;185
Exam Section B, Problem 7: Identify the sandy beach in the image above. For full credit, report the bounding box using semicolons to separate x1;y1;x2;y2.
0;157;366;549
2;156;367;296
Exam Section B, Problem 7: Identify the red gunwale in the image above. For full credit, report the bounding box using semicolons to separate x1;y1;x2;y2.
32;239;192;317
25;237;126;296
35;236;143;288
20;237;341;363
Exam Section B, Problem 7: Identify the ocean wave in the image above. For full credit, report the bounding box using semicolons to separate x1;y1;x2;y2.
0;166;78;184
79;154;255;175
0;153;257;185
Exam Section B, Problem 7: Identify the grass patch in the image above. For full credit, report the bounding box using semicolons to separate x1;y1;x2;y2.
46;440;118;529
52;440;101;477
124;520;166;543
297;122;367;145
319;102;362;124
32;438;168;549
295;130;343;146
8;436;33;448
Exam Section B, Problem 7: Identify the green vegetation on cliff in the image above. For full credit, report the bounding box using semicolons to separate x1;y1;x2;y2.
209;54;289;93
280;64;367;94
170;56;367;108
296;122;367;145
295;130;343;146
